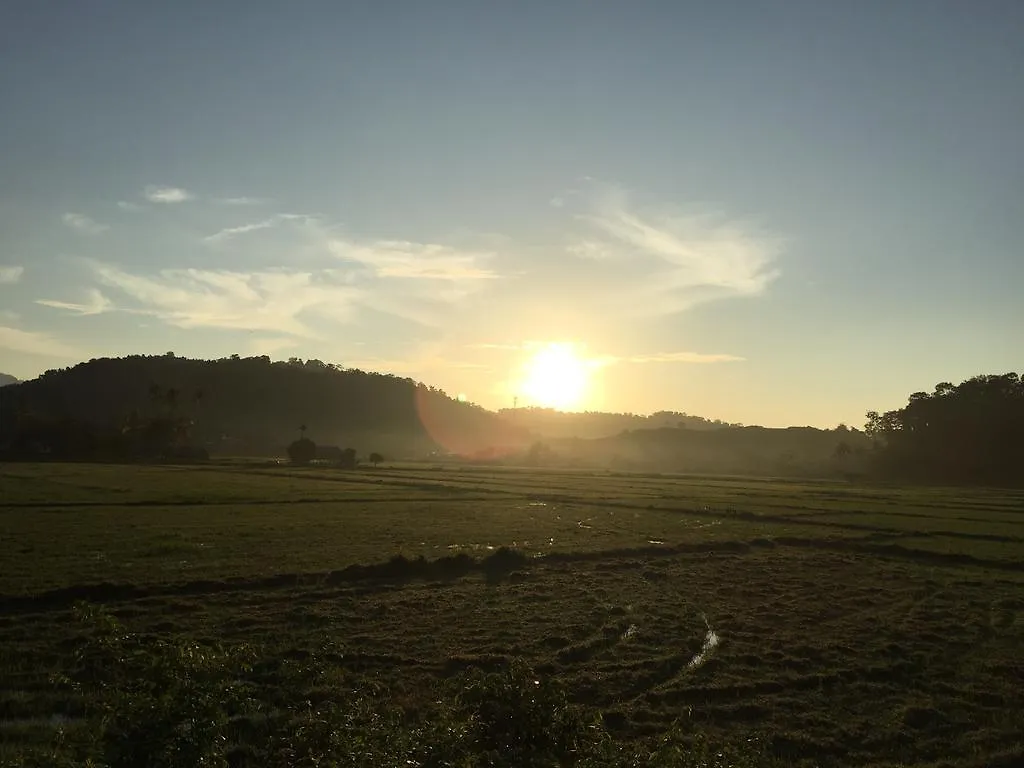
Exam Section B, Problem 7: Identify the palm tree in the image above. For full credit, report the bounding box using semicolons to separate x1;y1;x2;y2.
299;424;307;440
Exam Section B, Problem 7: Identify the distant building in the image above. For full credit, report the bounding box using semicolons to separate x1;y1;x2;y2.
314;445;344;462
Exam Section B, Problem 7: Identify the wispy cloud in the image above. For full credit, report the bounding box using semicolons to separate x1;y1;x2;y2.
144;185;193;203
0;266;24;284
571;185;781;314
36;288;113;316
469;341;742;366
116;200;141;211
203;217;278;243
329;239;498;280
203;212;321;243
215;196;266;206
90;262;360;336
620;351;744;364
0;326;80;358
62;213;109;235
565;240;613;260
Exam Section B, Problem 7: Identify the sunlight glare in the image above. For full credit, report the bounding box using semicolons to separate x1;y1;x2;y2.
520;342;591;411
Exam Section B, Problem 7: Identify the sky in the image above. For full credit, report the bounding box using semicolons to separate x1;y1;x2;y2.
1;1;1022;428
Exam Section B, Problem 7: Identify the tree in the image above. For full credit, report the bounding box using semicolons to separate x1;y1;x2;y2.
339;447;358;469
865;372;1024;485
369;452;383;467
287;437;316;465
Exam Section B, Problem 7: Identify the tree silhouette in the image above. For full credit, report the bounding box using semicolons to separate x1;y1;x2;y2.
339;447;358;469
866;372;1023;485
287;437;316;465
369;451;383;467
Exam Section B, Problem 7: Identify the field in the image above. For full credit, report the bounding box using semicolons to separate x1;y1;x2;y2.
2;461;1023;766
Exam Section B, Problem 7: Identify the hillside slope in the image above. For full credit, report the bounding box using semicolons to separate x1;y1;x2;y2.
0;354;528;457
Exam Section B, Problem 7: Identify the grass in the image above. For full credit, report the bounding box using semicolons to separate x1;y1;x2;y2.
1;461;1023;766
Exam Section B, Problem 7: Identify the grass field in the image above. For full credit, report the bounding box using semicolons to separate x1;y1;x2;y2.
2;462;1023;766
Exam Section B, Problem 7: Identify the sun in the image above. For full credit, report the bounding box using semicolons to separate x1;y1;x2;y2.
520;342;591;411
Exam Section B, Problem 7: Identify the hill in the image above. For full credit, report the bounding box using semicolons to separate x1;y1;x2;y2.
550;424;870;477
497;407;738;439
0;372;19;387
0;354;529;458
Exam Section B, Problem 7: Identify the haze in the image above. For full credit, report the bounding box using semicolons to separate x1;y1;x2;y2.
1;1;1021;427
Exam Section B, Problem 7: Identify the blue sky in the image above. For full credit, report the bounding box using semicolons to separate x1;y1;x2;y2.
1;1;1021;427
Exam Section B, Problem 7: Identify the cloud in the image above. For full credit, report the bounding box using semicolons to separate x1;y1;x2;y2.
116;201;141;211
203;217;278;243
621;351;745;364
36;289;113;316
571;186;781;314
62;213;109;235
565;240;613;260
203;212;322;244
329;239;498;280
0;326;80;358
90;262;361;336
0;266;24;284
215;196;266;206
144;185;193;203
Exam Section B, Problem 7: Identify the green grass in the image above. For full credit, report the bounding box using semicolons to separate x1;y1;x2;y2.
1;461;1023;766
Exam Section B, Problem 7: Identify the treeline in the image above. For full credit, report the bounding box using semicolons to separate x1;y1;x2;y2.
3;357;1019;485
866;373;1024;486
0;354;529;460
530;425;869;478
498;407;739;439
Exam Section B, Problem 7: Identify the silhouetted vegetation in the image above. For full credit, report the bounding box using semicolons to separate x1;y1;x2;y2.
2;356;1019;485
0;354;529;460
866;372;1024;486
558;425;870;478
502;406;740;439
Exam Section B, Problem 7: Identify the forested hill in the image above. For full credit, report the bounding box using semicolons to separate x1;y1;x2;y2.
0;354;529;456
498;407;739;439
